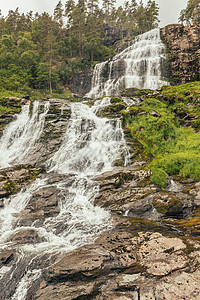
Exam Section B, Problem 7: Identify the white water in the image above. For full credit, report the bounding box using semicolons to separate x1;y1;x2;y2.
0;101;49;168
11;269;41;300
86;28;169;99
0;99;128;254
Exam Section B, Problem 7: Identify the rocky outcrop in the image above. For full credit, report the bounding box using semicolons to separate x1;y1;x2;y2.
161;24;200;84
32;227;200;300
70;66;93;96
0;165;44;201
1;94;200;299
103;24;125;47
95;165;198;222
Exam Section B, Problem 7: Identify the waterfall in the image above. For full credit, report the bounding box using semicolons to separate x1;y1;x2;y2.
0;99;128;298
0;100;128;252
0;101;50;168
86;28;169;99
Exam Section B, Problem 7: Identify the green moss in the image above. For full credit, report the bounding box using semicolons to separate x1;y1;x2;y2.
152;194;179;214
110;97;122;104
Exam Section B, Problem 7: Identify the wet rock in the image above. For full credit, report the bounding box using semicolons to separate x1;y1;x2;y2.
26;186;60;217
70;66;93;96
0;165;44;200
152;191;194;218
24;99;71;167
96;166;197;221
6;229;46;244
0;250;15;266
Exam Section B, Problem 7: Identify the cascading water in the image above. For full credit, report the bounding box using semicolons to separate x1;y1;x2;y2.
0;99;129;299
0;101;50;168
86;28;169;99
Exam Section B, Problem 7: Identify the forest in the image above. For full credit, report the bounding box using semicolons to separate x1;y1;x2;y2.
0;0;198;96
0;0;160;95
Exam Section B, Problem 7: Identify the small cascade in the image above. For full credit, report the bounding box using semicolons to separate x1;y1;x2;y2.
86;28;169;99
0;99;129;298
0;101;50;168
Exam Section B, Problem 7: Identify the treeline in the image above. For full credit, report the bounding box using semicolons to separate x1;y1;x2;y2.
0;0;159;94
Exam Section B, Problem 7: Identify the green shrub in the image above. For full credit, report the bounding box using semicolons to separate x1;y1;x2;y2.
150;153;200;180
125;83;200;183
150;168;168;188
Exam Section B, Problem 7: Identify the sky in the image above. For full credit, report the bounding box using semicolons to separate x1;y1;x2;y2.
0;0;188;27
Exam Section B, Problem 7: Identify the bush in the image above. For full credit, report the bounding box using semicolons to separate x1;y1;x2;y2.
150;153;200;180
125;83;200;182
150;168;168;188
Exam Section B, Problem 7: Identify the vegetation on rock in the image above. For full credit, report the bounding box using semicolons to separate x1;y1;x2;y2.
121;82;200;184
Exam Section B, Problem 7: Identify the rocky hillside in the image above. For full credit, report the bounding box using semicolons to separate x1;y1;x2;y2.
0;83;200;299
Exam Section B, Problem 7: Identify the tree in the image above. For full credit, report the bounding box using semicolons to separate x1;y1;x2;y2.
87;0;99;16
179;0;200;25
65;0;75;28
54;1;64;27
5;8;20;36
102;0;116;24
145;0;159;31
0;10;5;38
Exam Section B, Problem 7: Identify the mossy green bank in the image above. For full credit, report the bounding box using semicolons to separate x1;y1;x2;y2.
121;82;200;187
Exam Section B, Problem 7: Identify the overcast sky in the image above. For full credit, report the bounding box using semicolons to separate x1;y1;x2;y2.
0;0;188;27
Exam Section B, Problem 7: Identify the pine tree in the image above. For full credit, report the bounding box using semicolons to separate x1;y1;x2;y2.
179;0;200;26
54;0;64;27
145;0;159;31
87;0;99;16
102;0;116;24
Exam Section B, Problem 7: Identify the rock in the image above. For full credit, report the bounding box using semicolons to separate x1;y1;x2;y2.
153;269;200;300
0;250;15;266
70;66;93;96
26;186;60;217
23;99;71;167
32;227;200;300
6;229;46;244
138;232;187;276
95;166;197;221
0;165;44;200
161;25;200;84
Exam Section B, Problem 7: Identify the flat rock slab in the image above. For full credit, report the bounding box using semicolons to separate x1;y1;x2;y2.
33;225;200;300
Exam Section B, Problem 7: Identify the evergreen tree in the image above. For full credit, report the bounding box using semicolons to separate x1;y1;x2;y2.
145;0;159;31
102;0;116;24
87;0;99;16
179;0;200;25
54;0;64;27
0;11;5;38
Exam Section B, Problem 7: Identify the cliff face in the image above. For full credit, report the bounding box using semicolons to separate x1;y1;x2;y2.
161;24;200;85
70;66;93;96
